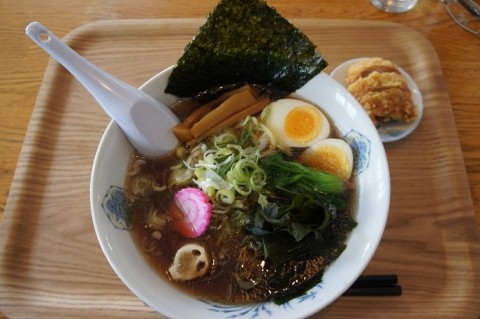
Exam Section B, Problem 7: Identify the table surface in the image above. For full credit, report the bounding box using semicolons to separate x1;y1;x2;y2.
0;0;479;317
2;0;479;231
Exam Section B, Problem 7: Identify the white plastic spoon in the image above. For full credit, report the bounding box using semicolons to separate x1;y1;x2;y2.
26;22;179;157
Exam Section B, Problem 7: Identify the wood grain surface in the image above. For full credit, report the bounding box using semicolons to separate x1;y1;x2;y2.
0;18;478;318
1;0;480;231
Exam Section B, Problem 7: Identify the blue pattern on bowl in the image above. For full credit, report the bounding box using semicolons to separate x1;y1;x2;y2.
343;130;371;176
203;285;321;318
102;185;131;230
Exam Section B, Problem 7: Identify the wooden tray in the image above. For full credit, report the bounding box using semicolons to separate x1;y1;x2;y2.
0;19;479;318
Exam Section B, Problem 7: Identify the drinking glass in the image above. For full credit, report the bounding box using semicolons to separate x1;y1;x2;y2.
443;0;480;35
371;0;418;13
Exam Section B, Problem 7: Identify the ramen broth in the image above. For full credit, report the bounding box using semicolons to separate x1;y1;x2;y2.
124;94;357;304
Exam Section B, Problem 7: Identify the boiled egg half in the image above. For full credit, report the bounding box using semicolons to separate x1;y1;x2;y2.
261;99;330;148
299;138;354;181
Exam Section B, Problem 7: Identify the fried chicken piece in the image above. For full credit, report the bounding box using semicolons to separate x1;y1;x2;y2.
346;57;417;126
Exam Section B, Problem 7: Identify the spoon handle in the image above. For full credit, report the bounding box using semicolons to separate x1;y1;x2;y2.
25;22;180;156
26;22;137;119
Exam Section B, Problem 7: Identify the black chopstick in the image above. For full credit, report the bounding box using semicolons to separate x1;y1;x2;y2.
343;274;402;296
343;285;402;296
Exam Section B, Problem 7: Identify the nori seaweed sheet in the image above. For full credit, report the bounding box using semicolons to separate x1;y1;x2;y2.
165;0;328;98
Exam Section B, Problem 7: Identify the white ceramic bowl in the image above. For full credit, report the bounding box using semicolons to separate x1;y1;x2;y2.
90;67;390;319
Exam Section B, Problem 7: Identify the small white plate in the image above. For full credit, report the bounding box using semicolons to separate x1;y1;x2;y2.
330;58;423;143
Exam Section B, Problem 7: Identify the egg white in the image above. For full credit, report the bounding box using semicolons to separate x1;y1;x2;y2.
261;98;330;148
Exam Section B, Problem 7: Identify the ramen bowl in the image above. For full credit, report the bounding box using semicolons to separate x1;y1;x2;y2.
90;67;390;319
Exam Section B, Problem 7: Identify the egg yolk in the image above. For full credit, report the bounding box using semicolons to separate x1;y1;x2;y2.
301;145;351;181
284;106;321;144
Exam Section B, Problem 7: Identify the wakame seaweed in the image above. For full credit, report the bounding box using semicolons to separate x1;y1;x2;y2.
165;0;328;98
272;269;324;305
245;151;357;274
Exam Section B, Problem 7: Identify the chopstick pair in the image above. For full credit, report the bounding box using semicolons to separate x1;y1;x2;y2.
343;274;402;296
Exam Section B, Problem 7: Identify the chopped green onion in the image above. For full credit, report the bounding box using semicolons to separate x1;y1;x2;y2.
216;189;235;205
